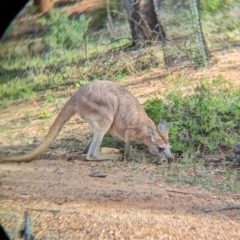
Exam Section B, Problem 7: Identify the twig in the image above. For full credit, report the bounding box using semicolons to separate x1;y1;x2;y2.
83;32;88;63
218;147;226;159
165;189;212;199
106;0;114;38
89;172;107;178
27;208;60;213
199;205;240;213
166;190;190;195
107;37;132;45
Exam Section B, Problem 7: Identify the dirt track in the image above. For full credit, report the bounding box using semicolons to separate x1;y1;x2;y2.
0;48;240;239
1;159;240;239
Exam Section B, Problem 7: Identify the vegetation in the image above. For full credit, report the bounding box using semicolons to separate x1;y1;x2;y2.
145;75;240;154
40;9;91;49
0;10;132;104
1;0;240;103
201;1;240;50
143;73;240;192
200;0;238;13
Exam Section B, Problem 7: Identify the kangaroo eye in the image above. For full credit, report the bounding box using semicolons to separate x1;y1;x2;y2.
158;146;164;152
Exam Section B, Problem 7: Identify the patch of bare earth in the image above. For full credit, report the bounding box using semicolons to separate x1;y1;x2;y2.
0;48;240;239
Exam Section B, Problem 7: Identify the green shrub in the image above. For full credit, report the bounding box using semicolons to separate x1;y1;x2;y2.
41;9;91;49
200;0;236;13
144;75;240;154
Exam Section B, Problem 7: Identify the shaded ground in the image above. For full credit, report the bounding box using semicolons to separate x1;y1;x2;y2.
0;48;240;239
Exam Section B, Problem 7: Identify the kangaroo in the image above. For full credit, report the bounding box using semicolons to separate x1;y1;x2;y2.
0;80;173;163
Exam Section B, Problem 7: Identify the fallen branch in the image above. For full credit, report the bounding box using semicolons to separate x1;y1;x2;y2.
166;190;189;195
199;205;240;213
166;189;218;200
27;208;60;213
89;172;107;178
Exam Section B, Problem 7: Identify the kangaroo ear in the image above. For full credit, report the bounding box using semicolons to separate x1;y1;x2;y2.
157;120;169;141
147;125;156;142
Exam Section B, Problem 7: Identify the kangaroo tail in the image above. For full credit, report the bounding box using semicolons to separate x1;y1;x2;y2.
0;99;75;163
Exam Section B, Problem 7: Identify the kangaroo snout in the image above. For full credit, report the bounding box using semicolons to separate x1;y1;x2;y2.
148;143;174;162
161;149;174;162
163;144;174;162
156;144;174;162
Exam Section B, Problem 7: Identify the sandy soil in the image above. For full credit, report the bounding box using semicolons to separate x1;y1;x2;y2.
0;48;240;239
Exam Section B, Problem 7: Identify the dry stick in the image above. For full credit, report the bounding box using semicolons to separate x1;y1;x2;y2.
218;147;226;160
110;10;148;33
83;18;92;64
27;208;82;215
165;190;213;200
103;8;163;48
27;208;60;213
106;0;114;38
199;205;240;213
107;37;132;46
136;11;152;40
166;190;190;195
84;32;88;64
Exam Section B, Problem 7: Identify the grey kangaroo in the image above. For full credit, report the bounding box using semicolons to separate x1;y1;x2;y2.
0;80;173;163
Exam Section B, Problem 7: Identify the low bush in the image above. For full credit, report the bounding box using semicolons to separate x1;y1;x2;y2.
40;9;91;49
200;0;236;13
145;75;240;154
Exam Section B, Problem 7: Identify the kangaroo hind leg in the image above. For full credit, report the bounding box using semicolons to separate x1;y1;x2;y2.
82;138;121;155
85;129;122;161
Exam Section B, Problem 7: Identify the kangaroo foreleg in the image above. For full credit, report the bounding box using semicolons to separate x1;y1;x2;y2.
124;130;131;161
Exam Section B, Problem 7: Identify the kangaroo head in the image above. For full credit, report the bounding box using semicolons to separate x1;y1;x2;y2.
147;120;173;162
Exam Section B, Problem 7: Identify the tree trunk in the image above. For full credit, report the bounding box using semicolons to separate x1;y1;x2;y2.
122;0;166;47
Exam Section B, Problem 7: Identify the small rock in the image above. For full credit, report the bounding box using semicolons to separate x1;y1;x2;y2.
103;193;112;198
89;172;107;178
67;157;75;162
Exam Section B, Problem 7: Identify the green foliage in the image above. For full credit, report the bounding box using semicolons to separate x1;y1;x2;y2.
39;108;50;119
0;70;68;101
145;75;240;154
75;80;89;88
101;134;125;149
0;76;34;99
45;89;54;103
201;2;240;51
200;0;236;13
41;9;91;49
